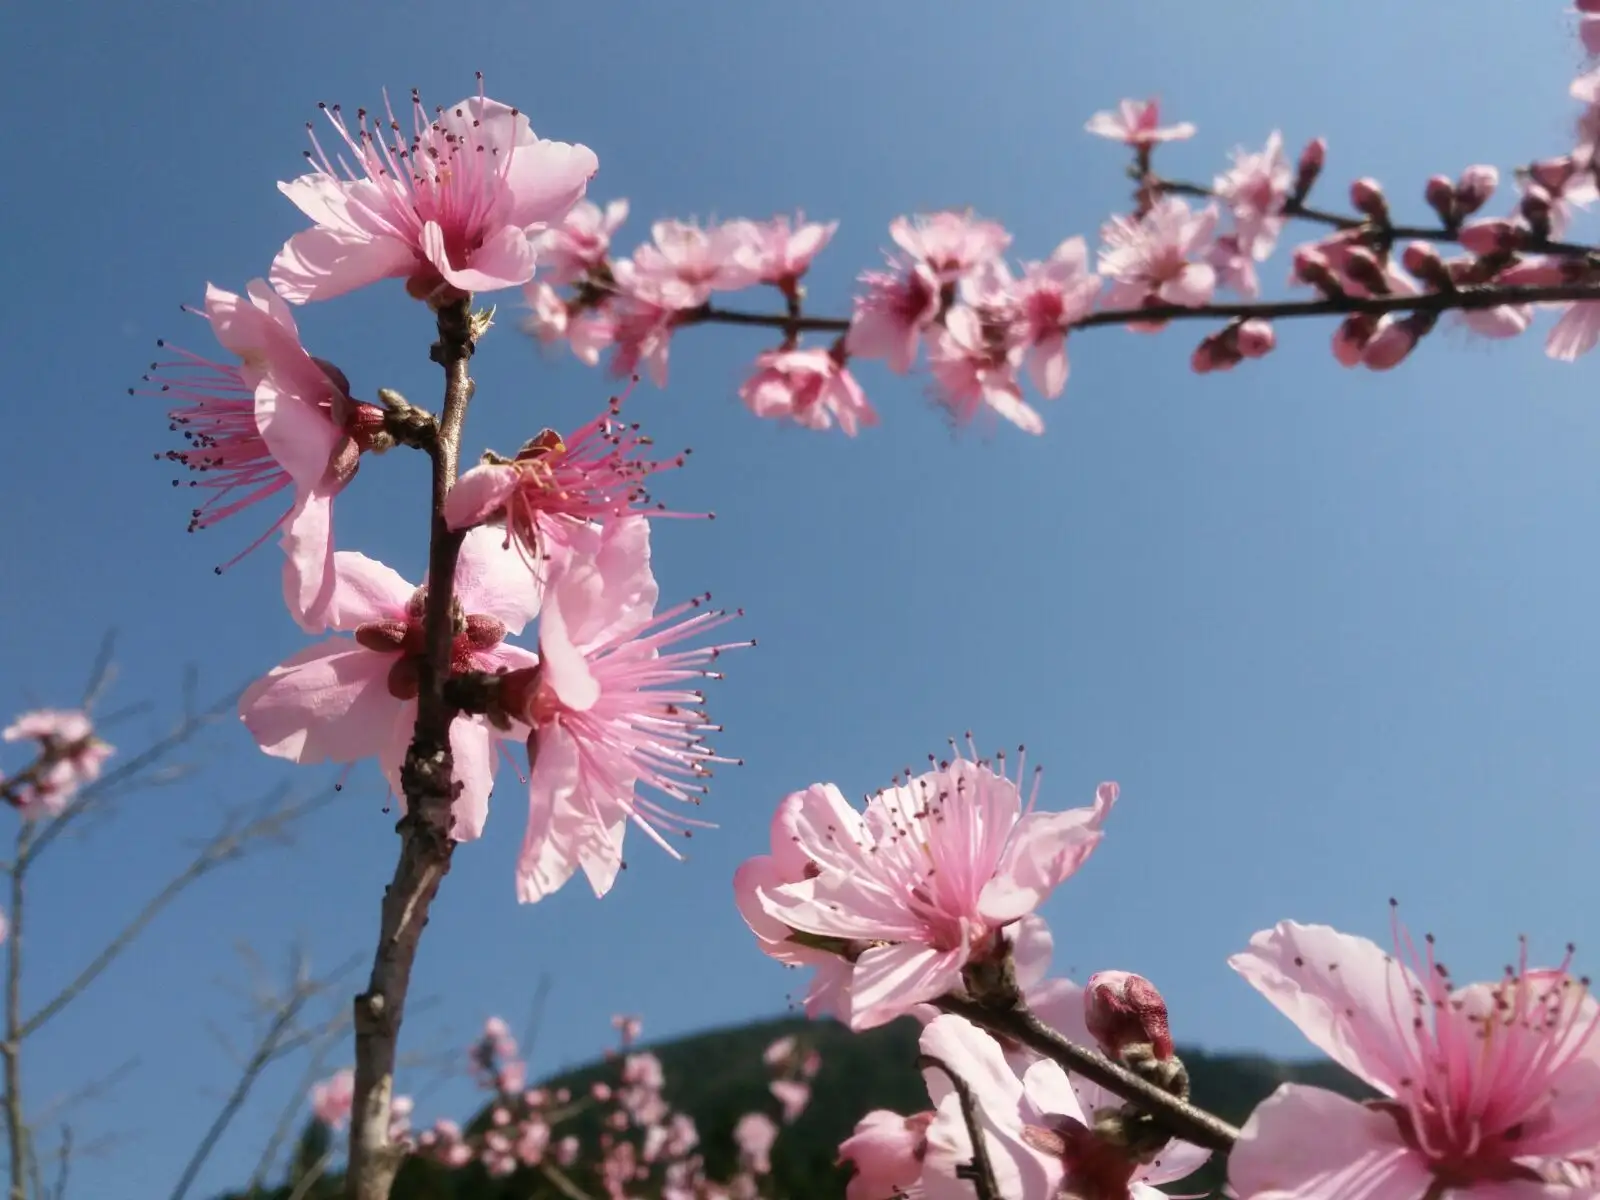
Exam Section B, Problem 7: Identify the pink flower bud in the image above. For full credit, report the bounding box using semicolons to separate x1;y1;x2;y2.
1190;334;1238;374
1400;242;1450;290
1459;218;1526;257
1350;177;1390;223
1236;319;1277;358
1292;246;1341;294
1362;312;1437;370
1342;247;1390;294
1520;186;1554;238
1453;165;1499;216
1085;971;1175;1060
1424;175;1456;224
1332;314;1379;366
1293;137;1327;199
1580;0;1600;13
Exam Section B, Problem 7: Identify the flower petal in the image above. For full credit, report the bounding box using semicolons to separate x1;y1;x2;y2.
281;488;338;634
239;641;397;764
850;943;965;1030
444;463;519;532
270;225;417;305
452;525;544;634
978;782;1115;923
322;552;416;630
1227;1084;1429;1200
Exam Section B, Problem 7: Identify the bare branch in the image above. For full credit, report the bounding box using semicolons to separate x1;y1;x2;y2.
917;1055;1000;1200
245;1008;351;1196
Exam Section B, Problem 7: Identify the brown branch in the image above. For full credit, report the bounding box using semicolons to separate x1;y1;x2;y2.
244;1009;351;1195
346;296;479;1200
936;994;1239;1154
539;1161;595;1200
917;1054;1000;1200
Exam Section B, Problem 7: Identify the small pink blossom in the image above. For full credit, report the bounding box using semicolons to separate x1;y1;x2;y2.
769;1079;811;1123
505;517;746;903
745;746;1115;1029
763;1036;796;1067
533;198;630;285
838;1110;934;1200
2;709;115;818
1004;238;1102;398
521;281;571;344
444;405;693;568
1099;198;1219;325
144;281;383;631
628;219;762;304
734;1112;779;1175
728;213;838;290
606;263;705;387
738;347;878;436
1215;132;1293;258
271;79;597;303
846;260;943;373
919;1015;1172;1200
889;211;1011;284
926;305;1043;435
310;1068;355;1128
238;526;542;840
1228;917;1600;1199
1084;98;1196;147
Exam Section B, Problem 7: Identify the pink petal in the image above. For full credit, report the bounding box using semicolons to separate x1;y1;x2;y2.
444;463;519;531
1228;922;1418;1094
536;594;601;712
281;488;338;634
277;175;362;232
919;1015;1025;1114
516;722;583;903
983;385;1046;436
1547;302;1600;361
270;226;418;305
1010;915;1055;991
734;856;795;945
1025;336;1069;399
238;641;398;764
849;943;965;1030
452;526;544;634
978;782;1115;923
1137;1137;1212;1187
377;704;500;843
322;552;415;630
546;516;659;650
421;221;537;293
256;374;341;490
1227;1084;1429;1200
504;139;600;229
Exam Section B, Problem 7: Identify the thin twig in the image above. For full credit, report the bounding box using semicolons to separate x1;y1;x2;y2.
918;1055;1000;1200
347;296;478;1200
539;1161;595;1200
4;823;33;1200
284;1148;334;1200
936;995;1239;1154
244;1010;351;1195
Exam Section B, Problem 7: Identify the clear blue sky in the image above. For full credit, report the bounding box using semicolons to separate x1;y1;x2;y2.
3;3;1598;1196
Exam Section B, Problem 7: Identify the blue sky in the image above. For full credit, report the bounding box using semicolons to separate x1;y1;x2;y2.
3;2;1599;1195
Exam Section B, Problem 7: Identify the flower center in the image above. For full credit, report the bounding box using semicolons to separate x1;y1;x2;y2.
353;587;508;700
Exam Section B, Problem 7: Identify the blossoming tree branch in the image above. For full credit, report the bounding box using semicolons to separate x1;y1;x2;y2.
130;9;1600;1194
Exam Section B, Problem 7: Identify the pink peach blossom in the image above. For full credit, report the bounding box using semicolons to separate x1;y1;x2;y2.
1004;238;1102;397
746;747;1115;1029
738;348;878;436
310;1068;355;1128
271;80;597;303
533;198;630;285
627;219;762;304
238;526;541;840
606;263;704;387
838;1109;934;1200
1084;98;1196;147
729;213;838;289
2;709;114;818
1215;132;1293;258
846;260;942;373
769;1079;811;1123
1228;917;1600;1199
890;211;1011;285
1099;198;1219;324
919;1015;1174;1200
763;1036;797;1067
734;1112;779;1175
145;281;384;631
444;405;693;569
506;517;745;903
521;281;571;344
926;304;1044;435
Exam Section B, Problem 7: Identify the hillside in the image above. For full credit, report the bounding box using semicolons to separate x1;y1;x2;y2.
221;1014;1369;1198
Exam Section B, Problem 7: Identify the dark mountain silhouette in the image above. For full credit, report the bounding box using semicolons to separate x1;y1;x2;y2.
218;1014;1369;1199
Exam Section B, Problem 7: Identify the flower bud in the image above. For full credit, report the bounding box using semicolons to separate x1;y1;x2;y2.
1342;247;1390;295
1293;136;1327;201
1085;971;1174;1061
1424;175;1456;225
1362;312;1437;370
1350;176;1390;224
1401;242;1451;290
1458;218;1525;257
1190;331;1240;374
1332;313;1379;367
1292;246;1341;294
1236;319;1277;358
1452;165;1499;217
1520;186;1554;240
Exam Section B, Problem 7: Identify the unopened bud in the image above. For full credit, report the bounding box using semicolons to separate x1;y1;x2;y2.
1085;971;1174;1061
1342;247;1390;294
1401;242;1451;290
1458;218;1526;257
1362;312;1437;371
1293;136;1327;201
1350;176;1390;224
1190;330;1240;374
1332;313;1380;367
1424;175;1456;225
1454;164;1499;216
1528;156;1578;194
1520;186;1554;240
1236;319;1276;358
1292;246;1341;294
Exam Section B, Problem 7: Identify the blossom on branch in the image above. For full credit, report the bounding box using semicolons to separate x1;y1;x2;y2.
142;281;383;630
238;527;541;839
729;212;839;291
1227;915;1600;1199
1084;98;1196;147
1098;198;1220;328
533;198;630;285
839;1109;934;1200
847;259;943;373
1214;131;1293;260
311;1068;355;1128
740;744;1115;1029
501;516;746;903
271;77;597;303
2;709;115;818
890;210;1012;285
738;347;878;435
